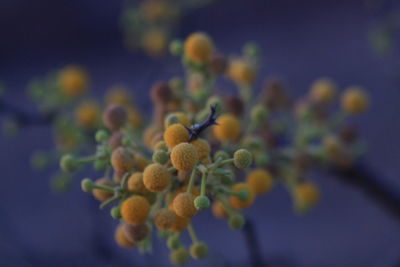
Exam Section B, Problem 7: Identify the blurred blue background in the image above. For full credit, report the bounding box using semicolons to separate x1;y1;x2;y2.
1;0;400;266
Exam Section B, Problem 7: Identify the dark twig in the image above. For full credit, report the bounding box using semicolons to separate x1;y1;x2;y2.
327;162;400;220
242;219;267;267
0;98;54;126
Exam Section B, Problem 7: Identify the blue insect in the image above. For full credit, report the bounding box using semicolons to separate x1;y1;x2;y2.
186;105;219;141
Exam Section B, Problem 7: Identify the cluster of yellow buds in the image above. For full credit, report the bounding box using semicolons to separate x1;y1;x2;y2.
121;0;215;57
55;31;369;265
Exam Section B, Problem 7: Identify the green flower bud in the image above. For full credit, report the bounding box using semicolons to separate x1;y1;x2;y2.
169;77;184;95
60;154;79;172
235;190;249;202
190;242;208;259
31;151;49;170
194;196;210;210
154;141;168;152
243;42;260;58
233;149;252;169
213;150;230;161
255;153;269;165
250;105;269;122
169;247;189;265
95;129;109;142
93;160;107;171
81;178;94;192
152;150;169;165
164;114;180;128
228;214;245;230
121;137;131;146
110;206;121;219
170;39;183;56
167;235;180;250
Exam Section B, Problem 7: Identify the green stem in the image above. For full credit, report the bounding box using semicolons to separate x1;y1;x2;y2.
219;158;234;166
168;167;177;173
78;155;99;163
187;223;199;243
217;196;236;217
92;184;115;193
187;167;198;193
200;172;208;196
99;195;119;209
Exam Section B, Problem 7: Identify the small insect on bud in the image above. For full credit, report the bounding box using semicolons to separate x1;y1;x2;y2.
81;178;94;192
170;247;190;265
194;196;210;210
152;150;169;165
228;214;245;230
233;149;253;169
60;154;79;172
143;163;170;192
190;242;208;259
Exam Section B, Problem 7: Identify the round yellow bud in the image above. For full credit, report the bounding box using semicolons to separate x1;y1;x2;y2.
170;143;199;171
92;177;114;202
127;172;149;195
309;78;337;102
58;65;89;97
164;124;189;148
170;214;190;232
74;101;100;129
229;183;255;209
111;147;135;172
115;224;135;248
143;163;170;192
341;87;369;114
212;201;228;219
171;112;191;127
105;86;132;107
173;192;197;218
228;59;255;85
142;29;167;57
154;209;177;230
191;138;211;160
295;182;320;207
121;196;150;225
213;114;241;142
184;32;214;63
246;169;273;195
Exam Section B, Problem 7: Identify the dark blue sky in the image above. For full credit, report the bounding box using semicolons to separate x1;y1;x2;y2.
1;0;400;266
